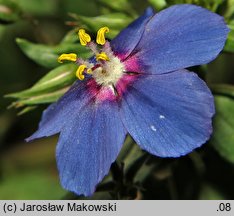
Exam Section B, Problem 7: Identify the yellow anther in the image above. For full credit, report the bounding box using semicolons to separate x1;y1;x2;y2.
58;53;77;63
76;65;87;80
96;27;109;45
96;52;109;61
87;68;93;74
78;29;91;46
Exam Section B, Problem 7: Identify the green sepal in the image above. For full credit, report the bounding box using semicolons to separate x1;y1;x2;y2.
17;106;37;116
7;64;77;99
16;86;70;106
11;87;69;108
6;64;78;112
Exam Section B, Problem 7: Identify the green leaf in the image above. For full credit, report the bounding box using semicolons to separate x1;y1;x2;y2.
16;38;60;68
117;136;146;174
210;95;234;163
0;137;67;199
117;135;135;162
199;184;226;200
0;0;21;24
117;136;157;184
53;43;91;59
148;0;167;10
224;21;234;52
121;142;146;175
61;30;79;44
16;38;91;68
7;64;76;99
0;170;67;199
72;13;132;38
224;0;234;20
17;0;57;16
98;0;135;15
211;84;234;98
133;159;156;183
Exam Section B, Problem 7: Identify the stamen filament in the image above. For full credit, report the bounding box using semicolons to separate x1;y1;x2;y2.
96;27;109;45
86;41;98;54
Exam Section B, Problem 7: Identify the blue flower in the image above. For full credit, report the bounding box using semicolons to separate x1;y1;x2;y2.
27;4;229;196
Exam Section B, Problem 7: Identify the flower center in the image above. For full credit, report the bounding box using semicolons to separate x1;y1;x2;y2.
58;27;125;87
92;57;125;86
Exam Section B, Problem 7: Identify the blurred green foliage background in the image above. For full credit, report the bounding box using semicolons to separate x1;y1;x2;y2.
0;0;234;199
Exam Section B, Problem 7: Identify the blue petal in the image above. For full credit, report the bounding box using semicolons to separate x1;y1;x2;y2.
110;7;154;59
26;80;92;141
130;4;229;74
56;100;126;196
120;70;214;157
